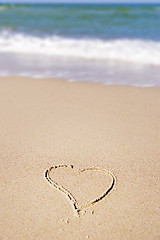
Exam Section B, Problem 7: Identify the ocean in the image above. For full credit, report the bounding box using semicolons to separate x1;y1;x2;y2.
0;3;160;86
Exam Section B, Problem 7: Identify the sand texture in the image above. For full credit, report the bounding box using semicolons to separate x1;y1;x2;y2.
0;76;160;240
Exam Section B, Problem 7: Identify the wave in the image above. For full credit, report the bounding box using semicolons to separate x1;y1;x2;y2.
0;31;160;66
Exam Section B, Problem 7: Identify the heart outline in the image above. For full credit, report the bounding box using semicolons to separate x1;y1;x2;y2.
45;164;116;216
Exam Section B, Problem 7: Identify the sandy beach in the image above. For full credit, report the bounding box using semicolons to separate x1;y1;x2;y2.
0;76;160;240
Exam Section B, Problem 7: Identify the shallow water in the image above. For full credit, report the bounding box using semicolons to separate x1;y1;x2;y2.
0;3;160;86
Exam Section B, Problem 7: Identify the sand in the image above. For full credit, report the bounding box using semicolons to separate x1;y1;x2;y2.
0;76;160;240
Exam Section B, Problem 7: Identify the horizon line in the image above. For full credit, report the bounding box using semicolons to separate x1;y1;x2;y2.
0;1;160;3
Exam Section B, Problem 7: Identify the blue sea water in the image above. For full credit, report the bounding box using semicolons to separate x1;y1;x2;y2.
0;3;160;86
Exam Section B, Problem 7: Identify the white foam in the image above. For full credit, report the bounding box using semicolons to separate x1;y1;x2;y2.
0;30;160;66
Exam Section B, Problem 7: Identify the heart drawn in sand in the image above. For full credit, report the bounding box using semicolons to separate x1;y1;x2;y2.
45;165;116;216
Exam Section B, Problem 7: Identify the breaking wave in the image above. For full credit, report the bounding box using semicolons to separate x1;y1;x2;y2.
0;31;160;66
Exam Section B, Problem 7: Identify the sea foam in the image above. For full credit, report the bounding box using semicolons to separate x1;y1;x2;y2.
0;31;160;66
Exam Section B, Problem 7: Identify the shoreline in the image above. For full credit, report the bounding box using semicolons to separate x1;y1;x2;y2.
1;75;160;88
0;76;160;240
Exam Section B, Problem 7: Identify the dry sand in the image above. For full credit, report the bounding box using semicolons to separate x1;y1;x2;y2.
0;76;160;240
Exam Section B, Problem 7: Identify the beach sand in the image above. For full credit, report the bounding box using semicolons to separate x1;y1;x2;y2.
0;76;160;240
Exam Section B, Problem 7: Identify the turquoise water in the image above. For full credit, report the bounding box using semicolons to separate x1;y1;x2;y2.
0;4;160;86
0;4;160;40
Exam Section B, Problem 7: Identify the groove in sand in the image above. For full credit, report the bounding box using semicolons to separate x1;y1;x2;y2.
45;164;116;216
